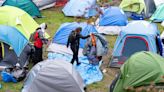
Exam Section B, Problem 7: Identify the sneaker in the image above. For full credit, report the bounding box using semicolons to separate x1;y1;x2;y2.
77;62;81;66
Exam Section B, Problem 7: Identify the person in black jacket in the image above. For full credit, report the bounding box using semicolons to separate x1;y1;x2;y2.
67;27;90;65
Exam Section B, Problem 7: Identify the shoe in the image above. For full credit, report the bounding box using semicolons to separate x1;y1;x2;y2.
77;62;81;66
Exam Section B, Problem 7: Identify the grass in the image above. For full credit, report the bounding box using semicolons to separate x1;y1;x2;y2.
0;7;164;92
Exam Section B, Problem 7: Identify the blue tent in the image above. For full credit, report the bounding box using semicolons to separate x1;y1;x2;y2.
110;20;163;68
62;0;98;18
53;22;98;48
99;7;128;26
0;25;28;57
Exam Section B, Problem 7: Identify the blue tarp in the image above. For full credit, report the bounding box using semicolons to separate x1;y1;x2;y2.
53;22;98;48
0;25;28;57
99;7;128;26
62;0;98;18
48;52;103;85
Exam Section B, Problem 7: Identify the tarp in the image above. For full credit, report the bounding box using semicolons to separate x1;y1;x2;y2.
150;4;164;22
98;7;128;26
2;0;41;17
0;6;39;39
110;20;162;68
62;0;98;18
33;0;56;10
53;22;98;48
0;25;28;57
83;33;108;65
47;43;103;85
111;51;164;92
22;59;85;92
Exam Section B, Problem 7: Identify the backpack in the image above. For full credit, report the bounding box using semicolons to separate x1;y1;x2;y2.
68;30;77;43
29;31;37;42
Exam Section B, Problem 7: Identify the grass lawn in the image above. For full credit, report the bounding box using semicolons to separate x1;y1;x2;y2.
0;7;164;92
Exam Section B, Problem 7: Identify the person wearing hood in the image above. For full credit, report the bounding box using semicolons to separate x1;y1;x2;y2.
33;23;48;65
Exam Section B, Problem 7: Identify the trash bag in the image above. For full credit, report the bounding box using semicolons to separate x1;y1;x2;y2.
1;65;28;82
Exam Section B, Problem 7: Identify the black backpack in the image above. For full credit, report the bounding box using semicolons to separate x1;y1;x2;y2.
68;30;77;43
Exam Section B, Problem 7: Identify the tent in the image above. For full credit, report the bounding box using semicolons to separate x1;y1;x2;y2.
2;0;41;17
22;59;85;92
0;6;41;40
110;51;164;92
53;22;98;48
33;0;56;10
0;43;32;68
62;0;98;18
47;43;103;85
0;25;28;57
119;0;156;18
83;33;108;65
110;20;163;68
0;25;31;67
153;0;164;7
98;6;128;26
150;4;164;22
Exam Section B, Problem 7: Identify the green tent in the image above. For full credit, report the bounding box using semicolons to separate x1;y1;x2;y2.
150;4;164;22
119;0;146;14
0;6;49;40
112;51;164;92
2;0;41;17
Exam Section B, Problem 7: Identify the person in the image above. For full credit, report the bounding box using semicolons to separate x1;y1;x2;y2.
67;27;90;65
33;23;48;65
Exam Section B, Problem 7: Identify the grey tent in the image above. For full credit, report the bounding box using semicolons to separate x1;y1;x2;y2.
33;0;56;10
0;43;32;68
22;59;85;92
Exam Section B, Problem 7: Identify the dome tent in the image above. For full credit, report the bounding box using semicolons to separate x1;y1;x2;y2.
98;6;128;26
2;0;41;17
22;59;85;92
33;0;56;10
110;51;164;92
0;25;32;68
0;6;50;39
120;0;156;18
0;6;39;39
53;22;98;48
62;0;98;18
110;20;163;68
